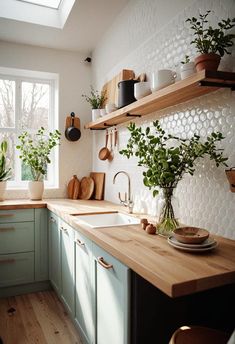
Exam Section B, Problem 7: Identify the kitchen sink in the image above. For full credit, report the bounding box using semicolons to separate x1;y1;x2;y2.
73;212;140;228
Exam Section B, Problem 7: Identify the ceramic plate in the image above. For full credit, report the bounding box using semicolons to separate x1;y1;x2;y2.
168;237;218;253
168;236;216;248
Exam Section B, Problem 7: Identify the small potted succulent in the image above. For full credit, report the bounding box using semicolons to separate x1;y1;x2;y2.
186;11;235;71
180;55;195;79
0;140;11;201
82;86;107;121
16;127;61;200
120;120;228;237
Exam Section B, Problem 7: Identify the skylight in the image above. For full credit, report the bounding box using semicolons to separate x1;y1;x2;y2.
0;0;75;28
18;0;62;10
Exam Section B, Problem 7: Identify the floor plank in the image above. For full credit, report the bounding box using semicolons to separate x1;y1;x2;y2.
0;291;82;344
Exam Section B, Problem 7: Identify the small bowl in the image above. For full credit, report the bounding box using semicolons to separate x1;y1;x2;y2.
172;227;209;244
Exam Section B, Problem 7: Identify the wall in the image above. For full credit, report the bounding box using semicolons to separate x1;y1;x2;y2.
0;40;92;199
92;0;235;239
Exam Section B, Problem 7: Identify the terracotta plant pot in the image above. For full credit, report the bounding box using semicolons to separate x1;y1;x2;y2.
225;168;235;193
194;53;221;72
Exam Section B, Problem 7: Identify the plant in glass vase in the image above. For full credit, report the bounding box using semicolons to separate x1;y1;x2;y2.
16;127;61;200
120;120;228;237
82;86;107;121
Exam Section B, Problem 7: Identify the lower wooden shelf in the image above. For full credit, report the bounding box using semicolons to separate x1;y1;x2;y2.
84;70;235;130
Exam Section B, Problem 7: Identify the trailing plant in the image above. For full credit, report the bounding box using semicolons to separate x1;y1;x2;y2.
181;55;190;64
120;120;228;197
82;86;107;109
186;10;235;56
0;140;11;181
16;127;61;181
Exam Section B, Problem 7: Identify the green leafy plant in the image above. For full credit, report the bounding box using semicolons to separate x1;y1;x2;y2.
120;121;228;235
0;140;11;181
181;55;191;64
186;11;235;56
16;127;61;181
82;86;107;109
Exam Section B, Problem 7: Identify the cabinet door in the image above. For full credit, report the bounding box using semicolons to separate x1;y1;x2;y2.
75;231;94;344
35;208;48;281
60;220;75;316
93;244;130;344
48;212;61;294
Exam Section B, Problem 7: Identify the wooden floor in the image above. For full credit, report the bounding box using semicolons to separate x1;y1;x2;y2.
0;291;82;344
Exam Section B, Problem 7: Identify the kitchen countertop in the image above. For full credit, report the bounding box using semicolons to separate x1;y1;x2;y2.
1;198;235;298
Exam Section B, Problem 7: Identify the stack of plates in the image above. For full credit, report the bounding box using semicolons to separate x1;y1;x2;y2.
168;236;218;253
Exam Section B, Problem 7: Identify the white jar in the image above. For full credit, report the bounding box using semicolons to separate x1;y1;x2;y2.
92;109;101;121
180;62;195;80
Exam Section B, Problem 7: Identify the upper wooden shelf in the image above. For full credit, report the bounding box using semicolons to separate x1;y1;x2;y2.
84;70;235;130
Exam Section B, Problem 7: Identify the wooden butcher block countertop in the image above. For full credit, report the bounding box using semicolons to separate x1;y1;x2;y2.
1;199;235;298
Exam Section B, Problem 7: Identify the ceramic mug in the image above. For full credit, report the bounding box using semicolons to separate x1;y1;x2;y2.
134;81;151;100
151;69;177;92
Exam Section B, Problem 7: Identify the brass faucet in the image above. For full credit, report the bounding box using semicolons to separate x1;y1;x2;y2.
113;171;134;214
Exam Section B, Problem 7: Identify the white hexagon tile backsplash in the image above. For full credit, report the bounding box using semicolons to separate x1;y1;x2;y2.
92;0;235;239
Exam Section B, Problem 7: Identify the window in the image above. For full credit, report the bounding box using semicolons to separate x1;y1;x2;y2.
0;67;59;189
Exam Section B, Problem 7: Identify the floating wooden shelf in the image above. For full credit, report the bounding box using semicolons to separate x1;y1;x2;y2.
84;70;235;130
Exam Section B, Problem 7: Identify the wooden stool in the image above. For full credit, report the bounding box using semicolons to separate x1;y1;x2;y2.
169;326;231;344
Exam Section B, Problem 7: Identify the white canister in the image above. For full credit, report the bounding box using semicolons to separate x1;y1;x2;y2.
100;108;107;117
92;109;101;121
151;69;177;92
134;82;151;100
105;103;117;114
180;62;195;80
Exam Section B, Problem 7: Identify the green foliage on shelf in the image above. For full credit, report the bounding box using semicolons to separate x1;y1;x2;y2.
186;10;235;56
82;86;107;109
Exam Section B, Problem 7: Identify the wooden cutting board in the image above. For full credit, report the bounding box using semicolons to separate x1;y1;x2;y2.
65;115;80;130
67;175;80;199
102;69;135;107
79;177;95;200
90;172;105;200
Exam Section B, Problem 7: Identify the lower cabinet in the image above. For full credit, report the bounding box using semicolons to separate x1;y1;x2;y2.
93;243;130;344
48;212;61;295
0;208;48;294
48;211;130;344
74;231;94;344
60;219;75;316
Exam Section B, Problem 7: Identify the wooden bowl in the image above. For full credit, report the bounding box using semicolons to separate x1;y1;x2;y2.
173;227;209;244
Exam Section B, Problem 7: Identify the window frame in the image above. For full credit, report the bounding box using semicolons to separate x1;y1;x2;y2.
0;67;59;189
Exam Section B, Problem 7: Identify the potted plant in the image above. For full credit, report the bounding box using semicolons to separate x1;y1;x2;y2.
186;11;235;71
225;167;235;192
180;55;195;79
82;86;107;121
120;120;228;237
16;127;61;200
0;140;11;201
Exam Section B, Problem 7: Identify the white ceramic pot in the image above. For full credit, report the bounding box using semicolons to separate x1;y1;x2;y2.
134;82;151;100
92;109;101;121
100;108;107;117
180;62;195;80
105;103;117;114
151;69;177;92
28;181;44;200
0;181;6;201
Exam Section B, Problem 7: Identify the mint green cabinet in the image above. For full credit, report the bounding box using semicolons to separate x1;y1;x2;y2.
93;243;130;344
0;252;34;287
60;219;75;316
48;211;61;294
0;208;48;292
0;222;34;254
74;231;94;344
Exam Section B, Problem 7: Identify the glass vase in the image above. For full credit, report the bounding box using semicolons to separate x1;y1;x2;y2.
157;187;179;237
